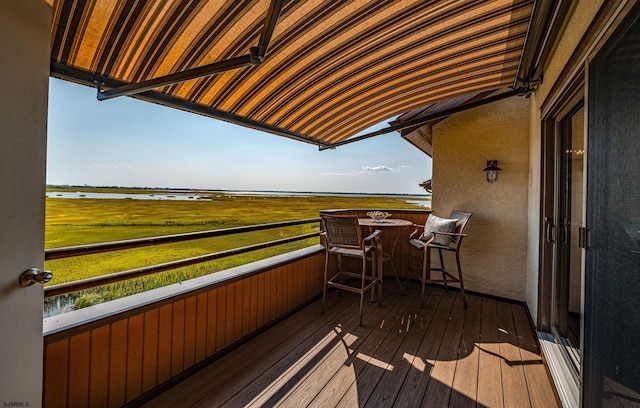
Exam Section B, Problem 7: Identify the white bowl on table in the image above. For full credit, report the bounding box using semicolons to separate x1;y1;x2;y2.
366;211;391;223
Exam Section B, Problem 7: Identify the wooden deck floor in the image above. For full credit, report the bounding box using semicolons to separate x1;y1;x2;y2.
144;283;559;407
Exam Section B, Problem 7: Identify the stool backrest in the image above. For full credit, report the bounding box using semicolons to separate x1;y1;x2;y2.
449;211;472;247
321;214;363;249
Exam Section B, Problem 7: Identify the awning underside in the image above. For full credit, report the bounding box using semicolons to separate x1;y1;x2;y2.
47;0;534;146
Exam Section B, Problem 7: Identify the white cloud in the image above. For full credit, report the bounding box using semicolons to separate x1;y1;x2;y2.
361;165;393;172
324;164;405;177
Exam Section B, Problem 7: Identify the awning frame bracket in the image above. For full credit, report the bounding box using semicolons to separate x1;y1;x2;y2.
514;0;572;89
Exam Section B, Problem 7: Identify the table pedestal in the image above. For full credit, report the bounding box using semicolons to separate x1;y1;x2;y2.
359;218;413;292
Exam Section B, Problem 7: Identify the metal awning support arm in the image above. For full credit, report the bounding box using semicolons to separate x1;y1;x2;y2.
257;0;285;58
319;87;529;151
97;53;257;101
54;63;329;147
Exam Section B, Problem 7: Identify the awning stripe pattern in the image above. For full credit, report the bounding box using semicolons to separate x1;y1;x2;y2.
47;0;533;145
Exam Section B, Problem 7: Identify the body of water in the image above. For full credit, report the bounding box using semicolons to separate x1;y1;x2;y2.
46;191;206;200
46;189;432;206
404;199;432;207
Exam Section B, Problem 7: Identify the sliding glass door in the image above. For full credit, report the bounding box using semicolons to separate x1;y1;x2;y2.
539;79;585;393
553;104;584;373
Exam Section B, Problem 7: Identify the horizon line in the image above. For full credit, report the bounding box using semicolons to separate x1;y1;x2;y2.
46;184;431;197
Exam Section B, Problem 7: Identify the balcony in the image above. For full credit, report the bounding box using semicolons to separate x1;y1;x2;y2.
42;209;558;407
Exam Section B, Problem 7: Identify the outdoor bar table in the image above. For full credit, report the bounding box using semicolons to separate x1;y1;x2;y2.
358;217;413;291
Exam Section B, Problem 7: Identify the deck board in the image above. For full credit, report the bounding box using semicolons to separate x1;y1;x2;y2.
223;299;367;407
497;301;532;407
363;291;442;408
335;293;422;407
421;294;467;406
145;283;559;408
511;304;561;408
393;291;455;406
449;295;482;408
477;298;505;408
278;291;411;408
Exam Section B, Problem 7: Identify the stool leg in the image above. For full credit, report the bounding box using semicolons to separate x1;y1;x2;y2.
377;251;383;307
456;251;467;308
336;254;343;296
322;250;329;314
359;262;366;326
438;248;448;291
421;247;429;306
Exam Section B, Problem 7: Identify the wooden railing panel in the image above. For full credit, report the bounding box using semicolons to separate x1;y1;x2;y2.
276;266;283;317
205;290;217;357
290;262;297;309
215;286;226;353
43;246;327;407
233;281;243;342
109;319;128;407
267;268;276;323
142;309;159;394
282;264;289;313
242;278;252;337
195;292;207;363
44;338;68;407
256;273;265;328
126;313;144;403
183;296;197;370
68;331;90;407
295;262;302;307
289;263;295;310
90;326;110;406
224;284;234;346
157;304;173;385
171;299;185;377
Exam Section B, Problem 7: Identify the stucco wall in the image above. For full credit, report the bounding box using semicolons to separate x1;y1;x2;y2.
534;0;605;108
431;96;530;301
526;101;541;322
526;0;606;321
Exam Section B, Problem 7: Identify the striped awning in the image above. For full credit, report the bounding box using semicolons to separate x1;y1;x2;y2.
47;0;534;147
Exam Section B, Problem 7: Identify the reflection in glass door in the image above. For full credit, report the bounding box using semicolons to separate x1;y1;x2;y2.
553;105;584;372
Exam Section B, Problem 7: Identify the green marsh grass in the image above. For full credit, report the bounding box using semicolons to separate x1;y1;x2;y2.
44;188;430;313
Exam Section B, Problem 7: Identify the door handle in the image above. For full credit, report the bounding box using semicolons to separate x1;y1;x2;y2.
545;217;555;243
578;227;588;249
558;219;568;243
19;268;52;287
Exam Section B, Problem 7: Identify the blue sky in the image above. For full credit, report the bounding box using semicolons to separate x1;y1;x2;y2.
47;78;431;194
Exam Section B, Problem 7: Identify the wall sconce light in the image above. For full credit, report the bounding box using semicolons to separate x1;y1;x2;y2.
483;160;502;183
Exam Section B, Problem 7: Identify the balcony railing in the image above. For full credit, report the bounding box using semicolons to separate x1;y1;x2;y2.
44;218;321;297
42;209;430;407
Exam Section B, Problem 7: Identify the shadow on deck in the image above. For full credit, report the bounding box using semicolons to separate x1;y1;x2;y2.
144;283;559;407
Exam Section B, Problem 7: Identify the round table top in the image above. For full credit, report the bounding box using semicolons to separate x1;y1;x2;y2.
358;218;413;227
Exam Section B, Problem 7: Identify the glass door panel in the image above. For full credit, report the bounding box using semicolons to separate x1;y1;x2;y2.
553;105;584;372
